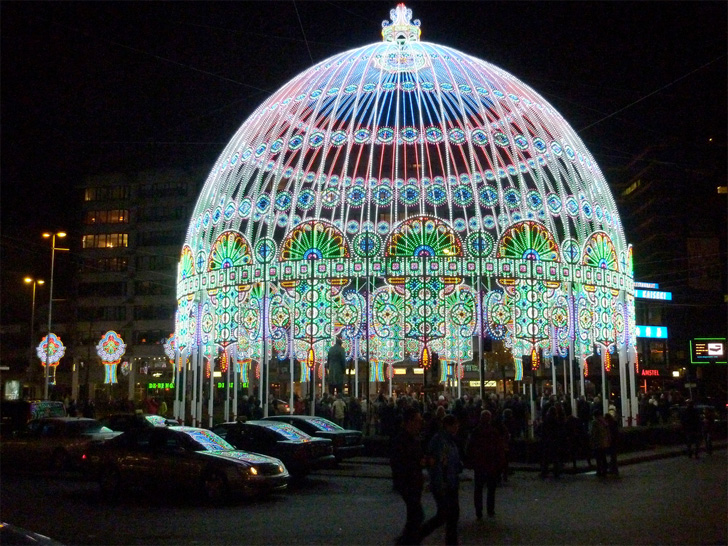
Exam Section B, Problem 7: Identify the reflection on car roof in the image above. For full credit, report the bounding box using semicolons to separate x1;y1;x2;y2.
172;427;234;451
247;421;312;442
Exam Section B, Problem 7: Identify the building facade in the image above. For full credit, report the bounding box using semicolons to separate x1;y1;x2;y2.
73;167;204;402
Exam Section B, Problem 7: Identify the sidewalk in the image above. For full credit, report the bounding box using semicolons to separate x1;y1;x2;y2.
324;439;726;480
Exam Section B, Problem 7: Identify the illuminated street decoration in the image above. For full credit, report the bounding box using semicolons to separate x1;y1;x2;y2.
36;333;65;385
176;4;635;397
163;334;177;363
96;331;126;385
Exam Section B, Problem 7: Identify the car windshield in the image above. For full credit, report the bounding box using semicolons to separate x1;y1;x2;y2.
308;418;343;432
262;422;312;442
69;420;114;434
144;415;170;427
179;428;236;452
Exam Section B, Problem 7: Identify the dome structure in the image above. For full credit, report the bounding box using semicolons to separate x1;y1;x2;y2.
176;4;636;402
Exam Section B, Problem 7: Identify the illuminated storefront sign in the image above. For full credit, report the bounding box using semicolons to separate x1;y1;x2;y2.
634;289;672;301
469;380;498;388
640;369;660;376
691;338;727;364
635;326;668;339
148;382;174;389
634;282;659;289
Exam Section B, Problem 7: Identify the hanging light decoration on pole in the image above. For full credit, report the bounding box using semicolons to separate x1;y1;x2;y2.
24;277;44;377
42;231;68;400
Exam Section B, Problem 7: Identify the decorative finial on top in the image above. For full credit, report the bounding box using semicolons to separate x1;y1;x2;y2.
382;4;421;44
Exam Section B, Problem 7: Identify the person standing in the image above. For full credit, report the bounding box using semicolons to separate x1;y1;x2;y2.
681;400;702;458
420;414;462;545
158;398;168;418
326;336;347;395
331;394;347;426
604;411;620;475
539;405;564;478
390;407;426;545
589;407;610;477
466;410;506;520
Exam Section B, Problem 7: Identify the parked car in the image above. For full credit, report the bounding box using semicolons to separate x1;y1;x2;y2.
1;400;66;438
0;522;65;545
212;420;336;477
1;417;121;471
98;413;178;432
86;426;289;503
263;415;364;461
269;399;290;415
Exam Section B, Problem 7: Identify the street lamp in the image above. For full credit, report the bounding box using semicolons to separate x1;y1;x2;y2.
43;231;68;400
24;277;45;379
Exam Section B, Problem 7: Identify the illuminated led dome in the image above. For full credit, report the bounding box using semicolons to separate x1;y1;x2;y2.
177;5;635;386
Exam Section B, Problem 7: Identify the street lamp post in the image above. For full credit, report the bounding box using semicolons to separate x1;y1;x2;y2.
24;277;45;380
43;231;67;400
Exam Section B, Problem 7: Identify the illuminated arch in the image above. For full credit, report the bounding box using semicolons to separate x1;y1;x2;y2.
582;231;619;272
496;221;560;262
207;231;252;271
179;245;195;281
280;219;350;262
385;216;463;258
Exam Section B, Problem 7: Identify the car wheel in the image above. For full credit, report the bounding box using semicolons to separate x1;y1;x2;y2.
202;470;229;504
99;467;121;498
51;449;68;471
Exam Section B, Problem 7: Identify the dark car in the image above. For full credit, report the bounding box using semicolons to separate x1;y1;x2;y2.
1;400;66;438
269;399;290;415
212;420;336;477
0;522;65;545
99;413;178;432
1;417;121;471
263;415;364;461
87;426;289;503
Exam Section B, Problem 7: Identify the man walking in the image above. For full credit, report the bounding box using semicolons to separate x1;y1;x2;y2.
466;410;506;519
421;414;462;545
390;407;426;545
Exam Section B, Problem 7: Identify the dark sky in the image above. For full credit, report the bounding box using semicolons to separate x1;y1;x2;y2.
1;1;726;321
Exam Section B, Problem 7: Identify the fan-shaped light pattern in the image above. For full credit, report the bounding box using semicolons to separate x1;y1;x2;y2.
208;231;252;271
497;221;559;261
582;231;619;272
179;245;196;280
280;219;349;261
386;216;463;257
176;4;636;391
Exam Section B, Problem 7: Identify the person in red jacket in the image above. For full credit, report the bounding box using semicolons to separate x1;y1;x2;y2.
466;410;506;519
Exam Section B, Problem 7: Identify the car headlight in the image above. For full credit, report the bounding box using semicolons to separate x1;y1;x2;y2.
249;466;258;476
278;465;285;474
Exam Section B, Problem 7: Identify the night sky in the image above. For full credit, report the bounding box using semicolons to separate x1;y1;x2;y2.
1;1;726;324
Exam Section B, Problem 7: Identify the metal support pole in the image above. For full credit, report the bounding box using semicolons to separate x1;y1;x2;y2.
233;344;238;422
601;347;608;416
208;349;214;428
619;343;628;426
44;236;57;400
289;296;294;414
628;345;638;426
224;347;230;422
